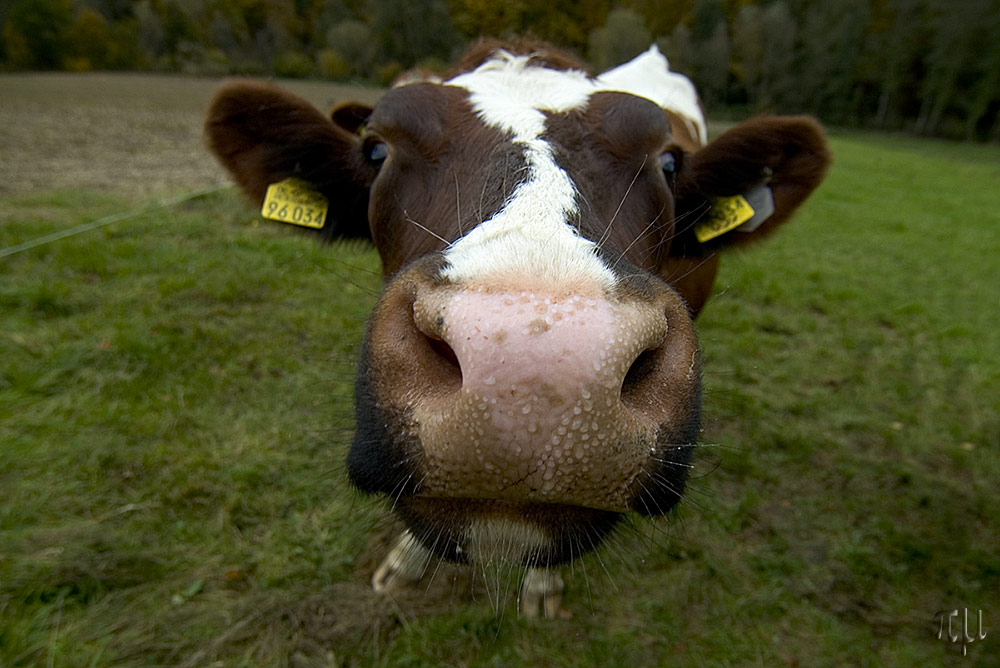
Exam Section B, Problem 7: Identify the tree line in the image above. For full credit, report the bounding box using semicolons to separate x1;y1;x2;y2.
2;0;998;141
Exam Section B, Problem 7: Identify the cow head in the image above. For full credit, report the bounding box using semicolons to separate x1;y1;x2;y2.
207;41;829;578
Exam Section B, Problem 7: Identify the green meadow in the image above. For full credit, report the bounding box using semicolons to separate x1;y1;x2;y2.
1;76;998;666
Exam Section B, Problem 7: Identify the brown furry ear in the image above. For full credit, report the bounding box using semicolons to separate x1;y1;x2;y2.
331;102;373;135
670;115;832;256
205;81;375;240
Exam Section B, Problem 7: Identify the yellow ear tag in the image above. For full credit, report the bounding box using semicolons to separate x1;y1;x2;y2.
694;194;755;243
261;177;328;229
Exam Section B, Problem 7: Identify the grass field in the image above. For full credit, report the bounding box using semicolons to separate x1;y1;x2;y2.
1;74;998;667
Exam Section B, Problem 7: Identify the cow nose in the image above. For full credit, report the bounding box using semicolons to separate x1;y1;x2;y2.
395;283;698;511
413;289;669;417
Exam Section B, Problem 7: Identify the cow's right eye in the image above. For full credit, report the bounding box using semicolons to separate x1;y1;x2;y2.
364;140;389;167
659;151;680;174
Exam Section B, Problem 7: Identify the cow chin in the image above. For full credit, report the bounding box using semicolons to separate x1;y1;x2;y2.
394;497;623;567
350;384;700;566
390;424;697;568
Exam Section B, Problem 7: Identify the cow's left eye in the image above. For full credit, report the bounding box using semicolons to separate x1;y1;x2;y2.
364;140;389;167
659;151;680;175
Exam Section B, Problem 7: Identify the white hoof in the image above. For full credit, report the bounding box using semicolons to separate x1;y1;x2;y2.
519;567;565;618
371;530;432;593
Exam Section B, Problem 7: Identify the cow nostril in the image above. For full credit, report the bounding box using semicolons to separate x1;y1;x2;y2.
408;299;463;395
621;346;662;406
427;335;461;373
419;332;463;393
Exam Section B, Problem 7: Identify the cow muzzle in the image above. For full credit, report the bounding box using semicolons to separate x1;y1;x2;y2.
350;257;701;522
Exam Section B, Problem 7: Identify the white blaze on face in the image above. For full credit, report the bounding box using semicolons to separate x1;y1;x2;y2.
443;56;612;292
441;47;705;290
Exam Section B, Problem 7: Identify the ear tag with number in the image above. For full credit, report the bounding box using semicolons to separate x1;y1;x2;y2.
694;194;755;243
261;177;328;229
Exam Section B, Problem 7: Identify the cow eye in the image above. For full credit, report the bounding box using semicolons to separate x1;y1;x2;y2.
364;140;389;167
659;151;680;175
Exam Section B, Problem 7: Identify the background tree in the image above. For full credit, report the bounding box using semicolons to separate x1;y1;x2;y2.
627;0;696;37
160;0;201;66
731;4;762;108
2;0;74;70
84;0;136;21
690;0;725;42
521;0;612;53
450;0;612;56
757;2;795;110
867;0;927;130
323;19;376;77
448;0;530;41
588;8;651;72
133;0;166;61
1;0;997;140
370;0;459;69
104;17;146;69
65;7;113;70
312;0;357;51
689;17;729;107
965;1;1000;139
657;22;694;76
916;0;990;135
795;0;869;124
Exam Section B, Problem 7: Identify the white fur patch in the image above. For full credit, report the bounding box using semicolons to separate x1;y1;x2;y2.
596;46;707;144
442;48;705;290
444;54;616;291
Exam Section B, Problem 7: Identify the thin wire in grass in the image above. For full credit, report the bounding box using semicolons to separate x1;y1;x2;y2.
0;186;229;259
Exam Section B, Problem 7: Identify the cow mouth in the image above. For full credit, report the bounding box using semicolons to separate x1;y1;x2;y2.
393;496;623;567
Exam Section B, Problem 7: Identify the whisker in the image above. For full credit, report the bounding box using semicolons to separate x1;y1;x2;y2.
584;527;617;591
671;199;713;236
613;205;665;271
666;251;718;286
404;214;452;248
301;259;381;297
423;526;448;585
599;154;648;249
635;201;711;269
453;171;463;238
387;473;414;512
648;455;695;470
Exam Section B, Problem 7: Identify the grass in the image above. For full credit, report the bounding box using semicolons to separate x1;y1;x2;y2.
1;76;998;666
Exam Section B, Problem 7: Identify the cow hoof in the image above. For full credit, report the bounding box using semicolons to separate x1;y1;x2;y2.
371;530;431;593
519;567;565;618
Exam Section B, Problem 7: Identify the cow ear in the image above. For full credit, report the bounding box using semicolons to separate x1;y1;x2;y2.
331;101;373;134
205;81;375;240
669;116;831;256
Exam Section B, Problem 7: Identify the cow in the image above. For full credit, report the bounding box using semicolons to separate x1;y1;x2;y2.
205;38;830;618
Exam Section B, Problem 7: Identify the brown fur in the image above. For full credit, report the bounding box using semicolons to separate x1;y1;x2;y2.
362;83;530;276
448;37;588;77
